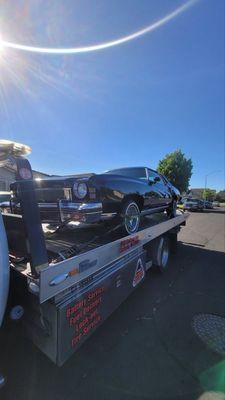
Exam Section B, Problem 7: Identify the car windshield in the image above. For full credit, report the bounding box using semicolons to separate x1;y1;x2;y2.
106;167;147;180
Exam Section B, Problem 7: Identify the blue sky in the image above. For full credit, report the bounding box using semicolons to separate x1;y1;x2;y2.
0;0;224;190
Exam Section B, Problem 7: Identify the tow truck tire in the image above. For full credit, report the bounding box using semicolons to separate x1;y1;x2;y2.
120;200;140;235
152;236;170;273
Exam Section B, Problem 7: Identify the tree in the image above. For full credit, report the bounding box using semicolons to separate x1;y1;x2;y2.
216;190;225;202
157;150;193;193
203;189;216;201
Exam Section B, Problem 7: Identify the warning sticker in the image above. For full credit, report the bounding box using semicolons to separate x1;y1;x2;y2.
132;258;145;287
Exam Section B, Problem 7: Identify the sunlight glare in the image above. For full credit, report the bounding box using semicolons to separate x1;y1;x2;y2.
1;0;199;55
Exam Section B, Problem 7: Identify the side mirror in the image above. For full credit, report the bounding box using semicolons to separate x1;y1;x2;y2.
154;176;160;183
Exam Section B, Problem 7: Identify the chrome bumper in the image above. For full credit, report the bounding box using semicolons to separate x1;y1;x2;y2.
58;200;103;223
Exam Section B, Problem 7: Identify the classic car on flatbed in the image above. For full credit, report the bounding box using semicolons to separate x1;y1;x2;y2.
10;167;180;234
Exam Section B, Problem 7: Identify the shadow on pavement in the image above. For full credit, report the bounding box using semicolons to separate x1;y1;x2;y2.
203;209;225;214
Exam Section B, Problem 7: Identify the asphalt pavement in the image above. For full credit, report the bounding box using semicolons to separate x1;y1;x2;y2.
1;208;225;400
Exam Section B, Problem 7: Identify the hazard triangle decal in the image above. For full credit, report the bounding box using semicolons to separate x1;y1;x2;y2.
132;258;145;287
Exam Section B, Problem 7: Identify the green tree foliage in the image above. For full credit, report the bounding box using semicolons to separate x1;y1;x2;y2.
203;189;216;201
157;150;193;193
216;190;225;202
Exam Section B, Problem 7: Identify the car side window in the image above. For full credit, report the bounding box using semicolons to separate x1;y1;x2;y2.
148;169;163;184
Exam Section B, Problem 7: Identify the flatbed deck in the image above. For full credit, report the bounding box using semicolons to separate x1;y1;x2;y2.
44;213;173;262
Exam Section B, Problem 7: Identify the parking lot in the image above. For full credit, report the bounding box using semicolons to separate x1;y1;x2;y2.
1;208;225;400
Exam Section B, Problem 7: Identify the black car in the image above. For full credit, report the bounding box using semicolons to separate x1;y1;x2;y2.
11;167;180;235
204;200;213;209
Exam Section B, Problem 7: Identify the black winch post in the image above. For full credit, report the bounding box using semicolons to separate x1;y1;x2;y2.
14;157;48;277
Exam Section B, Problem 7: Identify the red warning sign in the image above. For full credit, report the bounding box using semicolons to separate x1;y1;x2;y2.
132;258;145;287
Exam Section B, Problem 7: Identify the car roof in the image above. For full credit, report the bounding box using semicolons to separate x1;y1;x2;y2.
106;166;158;173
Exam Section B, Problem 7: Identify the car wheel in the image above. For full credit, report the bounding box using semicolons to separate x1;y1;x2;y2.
121;200;140;235
167;200;177;218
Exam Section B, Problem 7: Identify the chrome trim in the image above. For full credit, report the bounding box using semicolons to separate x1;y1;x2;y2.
78;203;102;211
59;202;102;212
38;203;58;208
101;212;117;220
38;202;103;212
141;206;167;216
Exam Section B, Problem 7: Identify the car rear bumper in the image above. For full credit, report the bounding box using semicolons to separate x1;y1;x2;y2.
56;200;103;224
13;201;114;225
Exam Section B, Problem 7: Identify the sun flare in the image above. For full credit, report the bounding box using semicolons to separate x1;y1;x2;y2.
1;0;199;55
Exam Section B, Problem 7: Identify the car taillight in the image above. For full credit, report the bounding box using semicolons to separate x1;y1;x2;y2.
73;182;88;199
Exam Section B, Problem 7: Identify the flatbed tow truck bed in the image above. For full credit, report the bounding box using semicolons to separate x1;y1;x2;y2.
3;211;188;366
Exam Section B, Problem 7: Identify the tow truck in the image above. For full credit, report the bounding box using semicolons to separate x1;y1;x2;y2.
0;140;188;386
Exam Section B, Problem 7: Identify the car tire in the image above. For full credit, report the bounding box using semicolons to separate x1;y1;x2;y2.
166;200;177;219
120;200;141;235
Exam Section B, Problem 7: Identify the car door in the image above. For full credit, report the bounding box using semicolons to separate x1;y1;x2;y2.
158;174;173;205
147;169;171;206
144;169;162;207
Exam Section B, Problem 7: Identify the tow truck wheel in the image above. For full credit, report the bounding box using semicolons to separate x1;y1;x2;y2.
152;236;170;272
120;200;140;235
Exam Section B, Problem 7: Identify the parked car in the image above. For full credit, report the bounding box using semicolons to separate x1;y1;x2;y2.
212;201;220;207
204;200;213;209
0;191;11;213
183;198;204;212
10;167;180;235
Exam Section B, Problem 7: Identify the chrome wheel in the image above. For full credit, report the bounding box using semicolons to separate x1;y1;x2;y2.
123;201;140;234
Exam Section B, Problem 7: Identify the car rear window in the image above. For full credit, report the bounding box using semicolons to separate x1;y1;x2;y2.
106;168;147;180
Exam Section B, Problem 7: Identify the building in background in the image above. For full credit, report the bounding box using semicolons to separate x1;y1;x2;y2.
186;188;217;200
187;188;205;199
0;165;49;191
